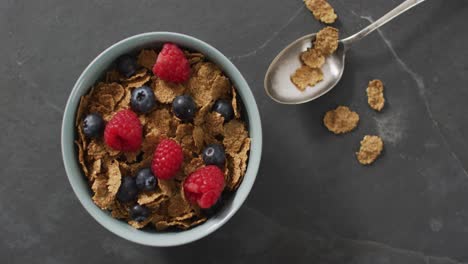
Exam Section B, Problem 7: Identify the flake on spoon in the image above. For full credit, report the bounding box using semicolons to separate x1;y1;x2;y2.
314;26;339;56
300;48;325;68
291;65;324;91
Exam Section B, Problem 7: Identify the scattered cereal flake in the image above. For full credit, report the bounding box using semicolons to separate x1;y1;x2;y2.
300;48;325;68
356;135;384;165
167;194;191;217
75;141;88;175
304;0;337;24
106;160;122;198
138;191;165;205
227;138;250;190
366;79;385;111
314;26;339;55
137;49;158;70
184;157;204;175
231;86;241;119
291;66;324;91
323;106;360;134
204;112;224;136
152;78;185;104
223;120;248;154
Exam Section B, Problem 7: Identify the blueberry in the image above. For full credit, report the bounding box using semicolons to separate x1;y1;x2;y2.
130;204;150;222
116;54;137;77
131;86;156;113
82;113;104;138
172;95;196;121
117;176;138;203
212;100;234;122
202;144;226;167
135;168;157;191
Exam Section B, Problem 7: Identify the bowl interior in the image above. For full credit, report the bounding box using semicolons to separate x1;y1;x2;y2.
61;32;262;246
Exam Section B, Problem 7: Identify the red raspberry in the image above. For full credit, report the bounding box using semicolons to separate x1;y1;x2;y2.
104;109;142;152
152;43;190;83
183;166;225;209
151;139;184;180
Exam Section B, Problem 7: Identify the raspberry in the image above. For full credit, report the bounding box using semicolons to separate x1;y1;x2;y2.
104;109;142;152
152;43;190;83
151;139;184;180
183;166;225;209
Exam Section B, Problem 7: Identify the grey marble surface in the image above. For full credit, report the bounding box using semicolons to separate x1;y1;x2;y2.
2;0;468;263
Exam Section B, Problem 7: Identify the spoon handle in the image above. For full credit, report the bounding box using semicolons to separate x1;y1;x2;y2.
341;0;427;47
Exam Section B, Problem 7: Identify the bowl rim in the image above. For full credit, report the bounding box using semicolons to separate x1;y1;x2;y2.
61;32;262;247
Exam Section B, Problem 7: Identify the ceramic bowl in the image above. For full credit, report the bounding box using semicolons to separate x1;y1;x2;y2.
61;32;262;246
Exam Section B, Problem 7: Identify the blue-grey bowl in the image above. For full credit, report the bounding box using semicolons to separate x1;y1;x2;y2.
61;32;262;247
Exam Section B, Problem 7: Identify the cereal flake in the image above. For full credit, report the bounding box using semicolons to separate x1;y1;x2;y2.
137;49;158;70
152;78;185;104
314;26;339;56
304;0;337;24
300;48;325;68
291;66;324;91
223;120;248;154
366;79;385;111
356;135;384;165
323;106;359;134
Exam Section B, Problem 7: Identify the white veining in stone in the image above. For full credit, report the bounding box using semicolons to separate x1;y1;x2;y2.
359;15;468;178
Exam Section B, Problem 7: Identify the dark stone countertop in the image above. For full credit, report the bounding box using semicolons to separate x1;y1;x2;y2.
2;0;468;263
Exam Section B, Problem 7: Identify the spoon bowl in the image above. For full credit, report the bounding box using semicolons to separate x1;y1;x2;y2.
264;0;426;104
264;34;346;104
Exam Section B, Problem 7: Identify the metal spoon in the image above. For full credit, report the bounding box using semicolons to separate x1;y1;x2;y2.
264;0;427;104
